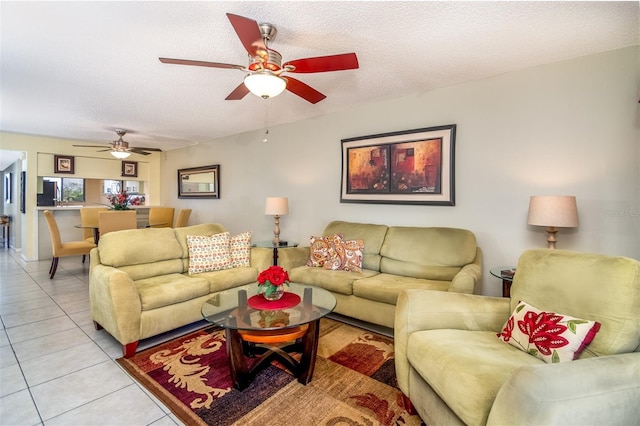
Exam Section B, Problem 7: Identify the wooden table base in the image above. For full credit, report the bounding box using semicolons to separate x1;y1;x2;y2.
226;320;320;390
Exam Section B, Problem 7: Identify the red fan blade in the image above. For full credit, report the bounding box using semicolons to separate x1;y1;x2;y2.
225;82;250;100
159;57;245;70
285;77;326;104
226;13;268;60
284;53;359;73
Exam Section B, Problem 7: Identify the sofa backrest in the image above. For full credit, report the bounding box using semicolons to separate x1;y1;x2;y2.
323;221;389;271
379;226;478;280
97;223;228;280
512;249;640;357
97;227;184;280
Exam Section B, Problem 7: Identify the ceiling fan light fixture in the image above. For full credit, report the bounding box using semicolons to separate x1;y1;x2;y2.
111;150;131;159
244;71;286;99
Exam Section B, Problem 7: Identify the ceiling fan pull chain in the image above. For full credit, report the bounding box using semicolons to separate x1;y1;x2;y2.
262;99;270;143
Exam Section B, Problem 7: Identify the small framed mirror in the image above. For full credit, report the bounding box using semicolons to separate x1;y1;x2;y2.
178;165;220;199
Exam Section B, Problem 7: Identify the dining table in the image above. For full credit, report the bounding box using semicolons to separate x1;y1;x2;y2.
74;222;168;244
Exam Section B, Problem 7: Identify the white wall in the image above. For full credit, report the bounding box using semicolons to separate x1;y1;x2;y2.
161;47;639;296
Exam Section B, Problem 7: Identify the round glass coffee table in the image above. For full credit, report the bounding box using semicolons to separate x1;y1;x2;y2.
202;282;336;390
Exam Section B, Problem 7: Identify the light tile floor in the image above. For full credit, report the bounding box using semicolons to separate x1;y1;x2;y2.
0;247;193;425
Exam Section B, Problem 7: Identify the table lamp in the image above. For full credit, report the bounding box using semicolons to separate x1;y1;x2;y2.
527;195;579;249
265;197;288;245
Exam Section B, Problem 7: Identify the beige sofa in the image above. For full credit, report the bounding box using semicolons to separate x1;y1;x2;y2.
89;223;272;357
278;221;482;329
395;249;640;425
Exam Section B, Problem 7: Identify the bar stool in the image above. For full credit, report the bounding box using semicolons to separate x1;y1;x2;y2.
0;215;9;248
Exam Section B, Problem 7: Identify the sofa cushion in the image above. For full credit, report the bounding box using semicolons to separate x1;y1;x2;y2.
135;273;211;311
186;233;233;274
289;265;379;295
380;227;477;280
230;231;252;268
98;227;183;269
191;267;260;293
323;221;388;271
498;300;601;363
353;273;450;304
408;329;542;426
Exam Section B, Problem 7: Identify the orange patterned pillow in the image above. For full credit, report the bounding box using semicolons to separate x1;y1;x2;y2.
307;234;342;267
323;237;364;273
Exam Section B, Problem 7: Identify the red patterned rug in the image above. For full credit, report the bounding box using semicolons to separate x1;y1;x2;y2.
116;318;424;425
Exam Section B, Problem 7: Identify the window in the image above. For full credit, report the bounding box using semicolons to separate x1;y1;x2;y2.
45;177;85;202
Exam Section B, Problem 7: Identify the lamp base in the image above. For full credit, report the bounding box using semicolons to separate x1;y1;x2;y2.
546;226;558;249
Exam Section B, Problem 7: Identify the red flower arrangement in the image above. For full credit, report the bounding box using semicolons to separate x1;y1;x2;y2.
106;190;140;210
257;265;290;300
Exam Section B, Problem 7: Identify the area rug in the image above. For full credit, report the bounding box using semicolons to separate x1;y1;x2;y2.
116;318;424;425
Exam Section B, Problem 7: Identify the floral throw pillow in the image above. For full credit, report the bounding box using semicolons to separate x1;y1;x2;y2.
230;231;252;268
323;237;364;273
497;300;601;363
186;233;233;275
306;234;343;267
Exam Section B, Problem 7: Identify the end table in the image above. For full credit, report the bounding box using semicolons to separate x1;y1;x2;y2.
490;266;516;297
252;240;299;266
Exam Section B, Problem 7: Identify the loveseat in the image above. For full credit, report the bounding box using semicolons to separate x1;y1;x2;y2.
278;221;482;328
395;249;640;426
89;223;272;357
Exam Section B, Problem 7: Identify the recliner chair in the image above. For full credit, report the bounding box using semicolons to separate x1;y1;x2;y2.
395;248;640;426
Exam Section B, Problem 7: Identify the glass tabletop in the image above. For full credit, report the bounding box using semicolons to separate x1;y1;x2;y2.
201;282;336;331
251;240;299;248
490;266;516;281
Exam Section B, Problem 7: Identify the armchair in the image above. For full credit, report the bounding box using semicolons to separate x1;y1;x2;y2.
395;249;640;426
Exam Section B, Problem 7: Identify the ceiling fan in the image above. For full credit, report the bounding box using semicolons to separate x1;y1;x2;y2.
159;13;359;104
73;130;162;158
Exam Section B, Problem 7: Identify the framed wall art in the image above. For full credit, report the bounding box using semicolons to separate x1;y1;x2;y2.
121;161;138;178
341;124;456;206
4;173;11;203
178;165;220;199
54;155;75;174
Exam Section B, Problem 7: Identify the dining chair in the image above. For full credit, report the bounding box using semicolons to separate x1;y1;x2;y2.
174;209;192;227
149;207;175;228
98;210;137;236
43;210;97;279
80;207;108;244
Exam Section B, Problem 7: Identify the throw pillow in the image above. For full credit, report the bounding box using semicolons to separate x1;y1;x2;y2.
497;300;601;363
230;231;252;268
186;233;232;275
306;234;343;267
323;237;364;273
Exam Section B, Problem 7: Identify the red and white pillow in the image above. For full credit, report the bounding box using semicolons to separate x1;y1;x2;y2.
306;233;364;273
497;300;601;363
187;231;252;274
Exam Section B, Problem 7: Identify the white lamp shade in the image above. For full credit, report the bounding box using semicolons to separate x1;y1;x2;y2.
527;196;579;227
111;151;131;159
244;71;287;99
265;197;288;215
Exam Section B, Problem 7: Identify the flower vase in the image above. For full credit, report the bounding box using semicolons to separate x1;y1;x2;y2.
262;285;285;301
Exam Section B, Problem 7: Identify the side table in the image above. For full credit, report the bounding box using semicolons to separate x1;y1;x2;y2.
252;240;299;266
490;266;516;297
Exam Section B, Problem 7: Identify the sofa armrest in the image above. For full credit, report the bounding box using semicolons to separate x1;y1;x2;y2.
89;264;142;346
278;246;310;271
250;247;273;272
449;247;482;294
395;290;511;395
488;352;640;426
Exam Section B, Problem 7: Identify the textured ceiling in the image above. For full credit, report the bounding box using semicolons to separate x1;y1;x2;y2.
1;1;638;158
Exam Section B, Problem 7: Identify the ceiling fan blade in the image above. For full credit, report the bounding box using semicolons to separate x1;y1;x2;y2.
285;77;326;104
226;13;268;60
284;53;359;73
159;57;245;70
225;82;250;100
73;144;111;148
129;149;152;156
130;146;162;152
